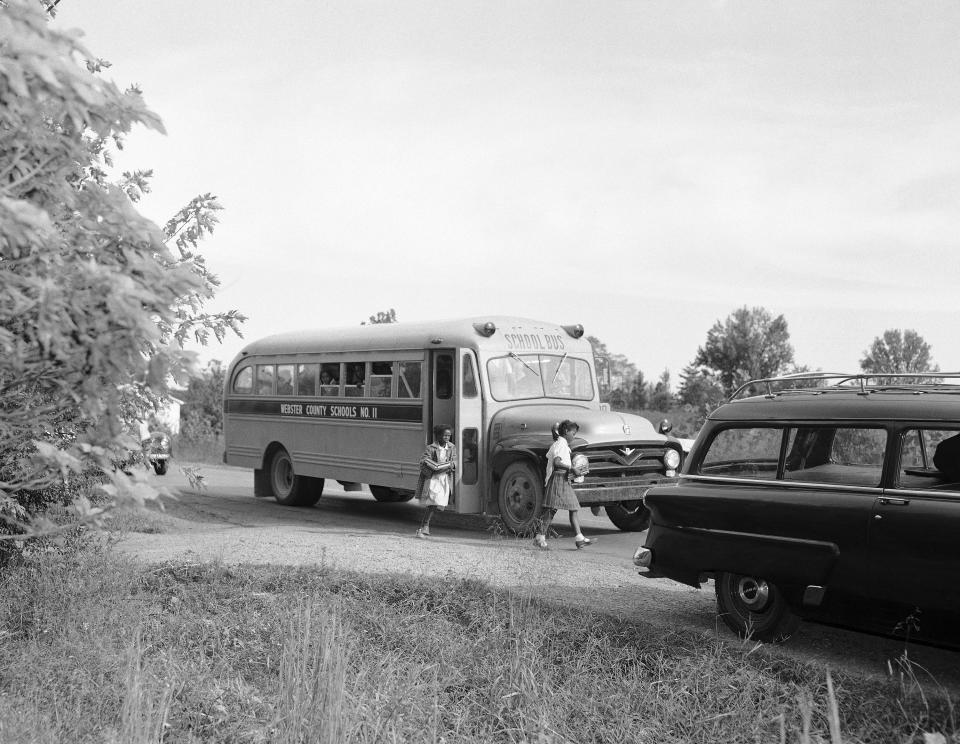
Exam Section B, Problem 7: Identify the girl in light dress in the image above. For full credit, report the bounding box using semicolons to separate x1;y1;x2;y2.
534;419;591;550
415;424;457;539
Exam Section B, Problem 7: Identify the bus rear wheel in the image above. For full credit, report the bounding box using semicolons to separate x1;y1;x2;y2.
498;462;542;535
270;448;323;507
605;501;651;532
370;485;414;503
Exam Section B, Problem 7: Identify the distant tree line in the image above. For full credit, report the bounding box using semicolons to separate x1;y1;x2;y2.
589;306;939;431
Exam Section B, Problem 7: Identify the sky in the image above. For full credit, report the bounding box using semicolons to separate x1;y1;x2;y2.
52;1;960;381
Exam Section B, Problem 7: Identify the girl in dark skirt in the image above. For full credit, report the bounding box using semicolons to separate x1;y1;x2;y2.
534;419;592;550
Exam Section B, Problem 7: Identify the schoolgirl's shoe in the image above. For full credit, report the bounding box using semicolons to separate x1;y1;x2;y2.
416;528;429;539
533;535;549;550
575;537;593;550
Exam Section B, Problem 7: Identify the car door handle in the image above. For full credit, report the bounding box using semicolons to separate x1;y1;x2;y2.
878;497;910;506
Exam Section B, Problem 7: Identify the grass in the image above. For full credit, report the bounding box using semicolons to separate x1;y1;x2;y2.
0;534;956;743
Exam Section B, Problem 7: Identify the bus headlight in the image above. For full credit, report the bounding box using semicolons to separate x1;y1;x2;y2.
663;448;680;470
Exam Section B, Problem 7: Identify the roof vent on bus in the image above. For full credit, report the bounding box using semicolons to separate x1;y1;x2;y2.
562;324;584;339
473;321;497;337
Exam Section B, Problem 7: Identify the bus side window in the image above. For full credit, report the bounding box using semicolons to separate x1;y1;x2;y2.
370;361;393;398
398;361;421;399
320;363;340;396
345;362;365;397
276;365;294;396
462;354;478;398
233;366;253;394
256;365;275;395
436;355;453;400
297;364;318;397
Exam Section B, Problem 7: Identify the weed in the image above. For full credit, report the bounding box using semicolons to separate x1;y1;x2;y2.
0;538;956;743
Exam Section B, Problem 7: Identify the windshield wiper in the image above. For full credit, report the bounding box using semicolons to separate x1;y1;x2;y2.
551;352;567;384
510;352;540;376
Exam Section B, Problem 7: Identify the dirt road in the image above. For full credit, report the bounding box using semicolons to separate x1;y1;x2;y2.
118;463;960;690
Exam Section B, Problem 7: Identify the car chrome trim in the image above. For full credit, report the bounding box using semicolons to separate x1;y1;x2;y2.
802;585;826;607
676;525;840;554
683;473;882;494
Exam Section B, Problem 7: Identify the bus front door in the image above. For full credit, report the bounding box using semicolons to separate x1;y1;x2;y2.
456;350;483;514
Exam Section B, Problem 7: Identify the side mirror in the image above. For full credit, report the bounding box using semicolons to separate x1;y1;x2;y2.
658;418;673;435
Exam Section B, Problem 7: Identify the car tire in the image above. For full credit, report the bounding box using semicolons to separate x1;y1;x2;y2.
498;461;543;535
370;485;415;503
715;572;801;643
152;460;168;476
604;501;651;532
269;448;323;507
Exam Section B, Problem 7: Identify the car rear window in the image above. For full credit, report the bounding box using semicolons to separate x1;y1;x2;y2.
898;428;960;491
697;425;887;488
783;427;886;488
699;427;782;480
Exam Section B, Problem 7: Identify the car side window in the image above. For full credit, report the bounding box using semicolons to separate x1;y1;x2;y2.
898;429;960;492
783;427;886;487
698;427;783;479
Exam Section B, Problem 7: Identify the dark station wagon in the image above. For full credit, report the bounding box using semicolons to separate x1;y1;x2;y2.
634;373;960;644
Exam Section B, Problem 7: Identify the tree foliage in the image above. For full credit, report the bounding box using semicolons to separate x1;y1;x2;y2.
180;360;226;434
0;1;243;535
587;336;650;409
648;369;674;412
692;306;795;396
678;364;724;410
860;329;938;375
363;308;397;325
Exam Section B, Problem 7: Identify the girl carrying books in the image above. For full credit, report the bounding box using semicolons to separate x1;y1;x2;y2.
415;424;457;539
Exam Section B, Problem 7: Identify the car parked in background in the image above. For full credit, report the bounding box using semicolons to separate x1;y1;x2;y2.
142;430;172;475
634;373;960;645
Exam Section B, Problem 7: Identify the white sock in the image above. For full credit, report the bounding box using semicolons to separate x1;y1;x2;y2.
575;533;584;541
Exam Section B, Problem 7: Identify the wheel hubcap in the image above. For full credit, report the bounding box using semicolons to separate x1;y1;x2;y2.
504;475;534;520
735;576;771;612
273;455;293;497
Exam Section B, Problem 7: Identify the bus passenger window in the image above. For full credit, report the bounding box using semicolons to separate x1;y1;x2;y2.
370;361;393;398
297;364;318;396
276;365;294;396
319;364;340;396
345;362;365;397
256;365;275;395
398;361;421;398
233;366;253;394
436;355;453;399
462;354;478;398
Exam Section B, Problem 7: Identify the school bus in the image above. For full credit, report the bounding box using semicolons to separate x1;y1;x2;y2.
222;317;684;532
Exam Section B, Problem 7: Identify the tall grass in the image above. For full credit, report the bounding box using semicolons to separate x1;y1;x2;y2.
0;536;956;743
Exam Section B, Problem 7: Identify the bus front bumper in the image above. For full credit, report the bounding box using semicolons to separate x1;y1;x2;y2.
571;475;676;505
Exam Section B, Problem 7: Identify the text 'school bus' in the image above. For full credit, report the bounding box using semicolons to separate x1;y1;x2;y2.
223;317;685;533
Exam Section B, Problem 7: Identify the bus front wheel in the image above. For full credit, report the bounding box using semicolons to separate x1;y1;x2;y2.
605;501;651;532
498;462;543;535
370;485;415;503
270;448;323;507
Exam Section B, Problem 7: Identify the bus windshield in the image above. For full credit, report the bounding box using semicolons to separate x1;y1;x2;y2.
486;354;594;402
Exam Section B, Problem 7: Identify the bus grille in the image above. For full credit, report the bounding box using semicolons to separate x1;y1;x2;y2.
577;444;672;479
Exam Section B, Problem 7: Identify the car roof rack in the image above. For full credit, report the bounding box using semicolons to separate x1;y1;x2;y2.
729;372;960;401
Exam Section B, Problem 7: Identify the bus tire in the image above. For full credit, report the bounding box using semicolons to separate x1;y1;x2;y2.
498;461;543;535
605;501;651;532
269;448;323;506
370;485;415;503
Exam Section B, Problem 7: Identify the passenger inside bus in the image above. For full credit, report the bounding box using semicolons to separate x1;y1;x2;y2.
345;362;365;397
320;365;340;396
